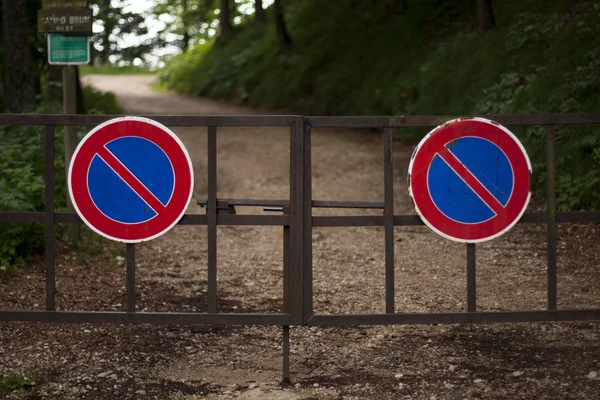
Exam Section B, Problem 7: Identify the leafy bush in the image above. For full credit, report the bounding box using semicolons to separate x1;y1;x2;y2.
1;85;123;273
0;101;65;272
82;84;123;115
161;0;600;210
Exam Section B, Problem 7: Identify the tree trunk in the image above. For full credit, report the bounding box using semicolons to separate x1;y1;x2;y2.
0;77;4;109
477;0;496;30
401;0;407;12
274;0;292;51
181;0;190;51
219;0;232;36
75;66;85;114
182;31;190;52
100;0;112;64
2;0;34;112
255;0;266;23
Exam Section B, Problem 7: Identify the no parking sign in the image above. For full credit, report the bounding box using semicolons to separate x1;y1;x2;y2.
69;117;194;243
408;117;532;243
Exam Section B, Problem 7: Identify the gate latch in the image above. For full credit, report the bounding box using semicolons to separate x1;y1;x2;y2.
197;198;236;215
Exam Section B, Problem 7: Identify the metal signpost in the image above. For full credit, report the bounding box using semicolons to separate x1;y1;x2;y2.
408;117;532;243
38;0;93;240
68;117;194;243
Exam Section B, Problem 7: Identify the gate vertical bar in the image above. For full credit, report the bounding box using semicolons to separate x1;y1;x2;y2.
283;207;290;312
289;117;304;325
282;325;290;383
126;243;136;312
545;125;557;311
207;126;218;313
383;128;395;314
303;121;313;322
44;125;56;311
282;215;291;384
467;243;476;312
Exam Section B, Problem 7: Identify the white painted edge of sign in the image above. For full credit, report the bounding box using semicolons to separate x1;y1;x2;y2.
407;117;532;244
47;34;90;65
68;116;195;243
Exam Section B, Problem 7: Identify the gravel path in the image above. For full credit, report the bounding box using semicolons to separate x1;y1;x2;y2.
0;75;599;399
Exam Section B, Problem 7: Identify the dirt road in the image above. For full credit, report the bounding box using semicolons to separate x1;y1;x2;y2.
0;75;599;399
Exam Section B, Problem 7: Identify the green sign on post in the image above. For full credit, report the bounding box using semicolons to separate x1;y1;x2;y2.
48;34;90;65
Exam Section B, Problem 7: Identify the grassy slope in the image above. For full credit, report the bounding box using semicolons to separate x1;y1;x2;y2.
161;0;600;209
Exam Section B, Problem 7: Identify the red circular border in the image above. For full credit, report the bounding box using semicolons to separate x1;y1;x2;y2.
69;118;193;243
409;118;531;242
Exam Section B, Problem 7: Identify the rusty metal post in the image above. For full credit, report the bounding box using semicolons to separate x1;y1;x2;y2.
545;125;557;310
207;126;218;313
303;121;313;322
283;208;290;383
283;207;290;312
126;243;136;313
282;325;290;384
383;128;395;313
467;243;476;312
289;117;304;325
45;125;56;311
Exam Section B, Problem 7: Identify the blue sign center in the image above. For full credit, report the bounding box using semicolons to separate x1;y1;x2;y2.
87;136;175;223
427;137;513;223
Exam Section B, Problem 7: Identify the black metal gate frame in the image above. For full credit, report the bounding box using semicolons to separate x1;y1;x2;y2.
1;113;600;382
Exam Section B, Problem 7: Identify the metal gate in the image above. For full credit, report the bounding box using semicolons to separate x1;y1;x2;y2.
1;113;600;381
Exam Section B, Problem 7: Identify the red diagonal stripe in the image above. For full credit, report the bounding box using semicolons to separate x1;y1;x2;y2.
437;148;505;215
96;146;166;214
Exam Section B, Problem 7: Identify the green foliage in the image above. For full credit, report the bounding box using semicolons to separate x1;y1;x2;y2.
161;0;600;210
82;84;123;115
1;87;122;273
152;0;217;51
90;0;153;64
158;39;217;94
0;375;35;392
0;101;64;272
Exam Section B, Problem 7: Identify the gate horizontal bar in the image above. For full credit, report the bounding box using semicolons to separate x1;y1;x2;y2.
313;216;384;227
312;211;600;227
0;211;45;223
197;198;385;209
554;211;600;223
0;114;299;127
518;211;600;223
3;211;599;225
217;215;289;226
0;310;291;325
178;214;208;224
307;113;600;128
55;212;83;223
198;198;289;207
312;200;384;209
308;309;600;325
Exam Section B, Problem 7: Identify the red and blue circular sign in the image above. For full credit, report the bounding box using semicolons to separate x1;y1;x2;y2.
408;117;531;243
68;117;194;243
